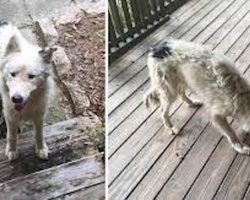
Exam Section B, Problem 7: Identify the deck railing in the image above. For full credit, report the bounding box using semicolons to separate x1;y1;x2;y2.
109;0;188;62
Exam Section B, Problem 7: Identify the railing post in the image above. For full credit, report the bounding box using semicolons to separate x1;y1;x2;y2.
109;11;118;50
109;0;124;37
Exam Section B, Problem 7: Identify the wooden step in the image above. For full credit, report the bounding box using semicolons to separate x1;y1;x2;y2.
0;155;104;200
0;116;103;183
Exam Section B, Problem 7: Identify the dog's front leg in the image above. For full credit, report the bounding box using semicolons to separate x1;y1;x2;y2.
33;116;48;160
161;104;179;135
212;115;250;155
5;120;18;161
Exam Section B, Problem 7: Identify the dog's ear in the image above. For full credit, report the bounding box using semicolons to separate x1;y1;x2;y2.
4;35;21;57
39;46;57;63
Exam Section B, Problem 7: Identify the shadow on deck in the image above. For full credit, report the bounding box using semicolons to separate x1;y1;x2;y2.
108;0;250;199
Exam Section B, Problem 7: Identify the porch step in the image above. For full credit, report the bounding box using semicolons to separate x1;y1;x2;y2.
0;155;104;200
0;117;105;199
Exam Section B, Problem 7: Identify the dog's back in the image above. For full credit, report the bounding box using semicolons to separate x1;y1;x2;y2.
147;40;250;116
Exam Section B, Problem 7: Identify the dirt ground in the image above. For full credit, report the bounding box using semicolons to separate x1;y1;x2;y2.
54;10;105;123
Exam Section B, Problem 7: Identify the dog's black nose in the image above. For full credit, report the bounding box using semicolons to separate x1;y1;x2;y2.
11;95;23;104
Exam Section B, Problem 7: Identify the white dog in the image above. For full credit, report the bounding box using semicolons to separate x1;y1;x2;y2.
0;21;56;161
145;39;250;155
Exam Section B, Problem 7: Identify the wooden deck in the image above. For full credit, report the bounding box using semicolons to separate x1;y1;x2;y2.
108;0;250;199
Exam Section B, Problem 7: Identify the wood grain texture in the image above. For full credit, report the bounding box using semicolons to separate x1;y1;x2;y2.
0;117;101;183
0;155;104;200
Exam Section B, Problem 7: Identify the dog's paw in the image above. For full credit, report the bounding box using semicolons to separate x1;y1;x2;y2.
36;146;49;160
243;145;250;155
5;149;18;161
171;127;180;135
233;143;250;155
189;101;203;108
165;126;180;135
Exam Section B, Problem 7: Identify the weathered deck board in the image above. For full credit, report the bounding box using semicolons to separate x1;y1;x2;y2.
0;155;104;200
53;183;105;200
0;117;101;183
108;0;250;199
175;138;235;200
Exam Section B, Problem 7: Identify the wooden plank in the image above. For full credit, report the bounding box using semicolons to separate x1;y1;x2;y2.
155;124;222;200
108;103;156;156
52;183;105;200
213;155;250;200
184;139;236;200
109;97;199;185
181;0;244;41
109;0;211;79
108;82;149;133
110;107;207;200
168;0;225;39
225;26;250;73
108;67;148;114
243;185;250;200
0;117;101;182
215;11;250;54
109;92;188;156
194;0;249;44
108;58;147;96
206;3;250;47
235;43;250;73
0;155;104;200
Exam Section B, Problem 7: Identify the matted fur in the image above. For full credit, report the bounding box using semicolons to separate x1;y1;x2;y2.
145;39;250;155
0;21;56;161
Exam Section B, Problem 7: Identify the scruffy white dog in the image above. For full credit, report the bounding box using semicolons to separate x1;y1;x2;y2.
0;21;56;161
145;39;250;155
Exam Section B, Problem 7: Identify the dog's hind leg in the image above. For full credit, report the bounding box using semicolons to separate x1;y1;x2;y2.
212;114;250;155
33;116;48;160
160;95;179;135
178;87;202;107
5;120;18;161
144;89;160;108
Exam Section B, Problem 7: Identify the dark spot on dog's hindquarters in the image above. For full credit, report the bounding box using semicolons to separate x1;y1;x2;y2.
0;20;9;27
151;42;172;59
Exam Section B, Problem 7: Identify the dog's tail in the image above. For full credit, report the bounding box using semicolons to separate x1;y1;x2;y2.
144;89;160;108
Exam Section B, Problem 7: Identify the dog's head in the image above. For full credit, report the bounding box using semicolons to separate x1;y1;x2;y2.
1;34;56;111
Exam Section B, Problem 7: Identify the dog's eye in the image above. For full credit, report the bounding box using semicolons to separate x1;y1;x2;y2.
28;74;36;79
10;72;16;77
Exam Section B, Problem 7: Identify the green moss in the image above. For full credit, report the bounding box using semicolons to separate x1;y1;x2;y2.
86;123;105;153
